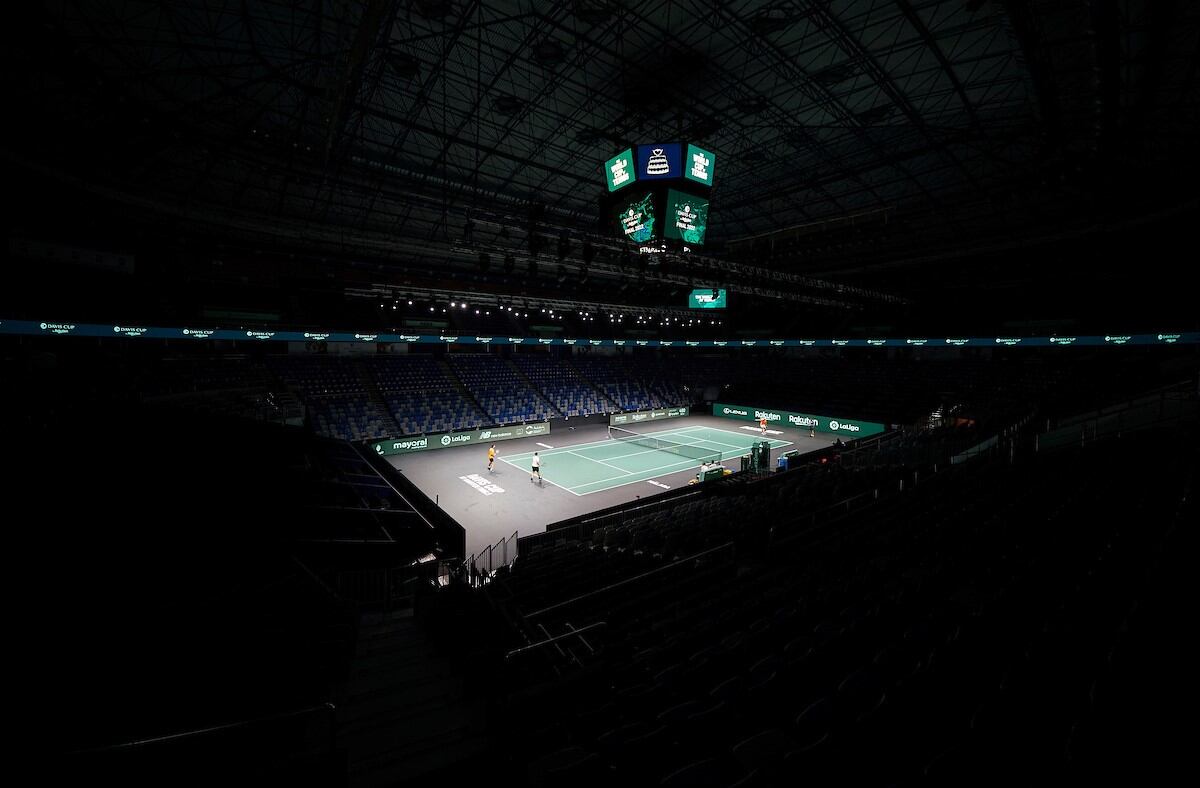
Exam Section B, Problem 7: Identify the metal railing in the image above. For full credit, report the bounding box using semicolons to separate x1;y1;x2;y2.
466;531;519;585
66;702;337;775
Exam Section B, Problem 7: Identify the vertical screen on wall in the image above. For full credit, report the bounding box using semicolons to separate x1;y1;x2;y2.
635;143;682;180
688;288;727;309
615;191;658;243
663;189;709;245
604;148;635;192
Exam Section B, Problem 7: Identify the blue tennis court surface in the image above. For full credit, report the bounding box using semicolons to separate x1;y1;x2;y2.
498;425;791;495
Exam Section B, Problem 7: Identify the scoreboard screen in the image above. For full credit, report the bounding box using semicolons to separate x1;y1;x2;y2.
663;188;709;245
616;191;658;243
605;148;635;192
689;288;727;309
635;143;682;180
684;144;716;186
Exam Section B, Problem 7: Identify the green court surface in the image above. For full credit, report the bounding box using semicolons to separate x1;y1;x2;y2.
498;425;792;496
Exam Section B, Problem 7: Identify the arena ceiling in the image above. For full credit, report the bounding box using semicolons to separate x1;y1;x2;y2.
6;1;1198;304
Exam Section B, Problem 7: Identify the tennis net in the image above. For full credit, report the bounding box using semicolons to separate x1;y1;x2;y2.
608;426;721;464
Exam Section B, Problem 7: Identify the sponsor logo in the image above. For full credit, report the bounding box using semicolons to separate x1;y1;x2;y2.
564;339;577;345
755;410;781;422
713;341;727;347
590;340;603;345
994;337;1022;345
614;340;626;346
944;338;969;346
40;322;76;334
1050;336;1077;345
661;341;674;347
303;332;330;341
354;333;377;341
539;339;553;344
797;339;815;346
113;325;148;336
183;328;214;339
440;433;474;446
828;420;861;432
398;334;421;342
770;340;785;346
868;339;887;346
636;340;650;346
632;413;648;421
475;337;493;343
832;339;849;346
480;431;492;439
439;336;459;342
460;474;504;496
1157;334;1181;343
788;414;818;427
1104;335;1131;344
509;338;524;343
721;406;749;417
388;437;428;451
906;339;927;346
246;330;275;340
741;340;757;346
686;341;700;347
613;415;627;424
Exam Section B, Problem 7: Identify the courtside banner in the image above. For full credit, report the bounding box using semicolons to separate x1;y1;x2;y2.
712;403;885;438
609;406;690;426
371;421;550;456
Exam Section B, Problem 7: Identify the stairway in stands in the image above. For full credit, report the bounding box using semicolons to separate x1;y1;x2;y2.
567;357;618;411
338;609;490;787
507;358;564;418
437;358;491;425
353;360;402;437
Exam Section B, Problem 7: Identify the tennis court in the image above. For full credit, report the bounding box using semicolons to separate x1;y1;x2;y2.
498;424;792;495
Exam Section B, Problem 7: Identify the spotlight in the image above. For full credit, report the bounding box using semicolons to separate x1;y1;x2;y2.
451;301;457;307
407;300;413;305
461;303;468;309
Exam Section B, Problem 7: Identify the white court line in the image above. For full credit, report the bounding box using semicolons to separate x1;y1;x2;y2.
500;424;720;461
498;425;796;496
564;453;716;493
497;456;582;496
536;442;554;449
568;450;633;475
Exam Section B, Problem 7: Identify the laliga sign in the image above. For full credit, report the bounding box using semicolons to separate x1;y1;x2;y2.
828;420;860;433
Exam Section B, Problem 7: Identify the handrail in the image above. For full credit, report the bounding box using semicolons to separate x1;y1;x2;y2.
68;701;336;755
524;541;735;620
505;622;607;661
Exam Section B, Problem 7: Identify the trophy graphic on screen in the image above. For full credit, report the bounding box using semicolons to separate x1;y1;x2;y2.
646;148;670;175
